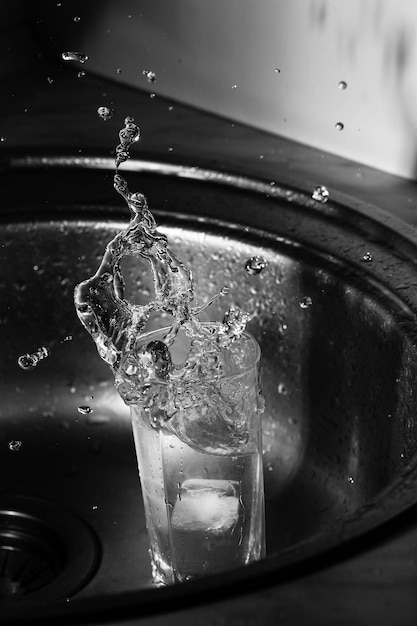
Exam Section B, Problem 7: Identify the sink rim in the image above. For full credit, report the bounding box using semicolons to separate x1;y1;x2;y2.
2;153;417;623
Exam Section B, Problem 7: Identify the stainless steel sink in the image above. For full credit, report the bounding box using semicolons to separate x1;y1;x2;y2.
2;155;417;624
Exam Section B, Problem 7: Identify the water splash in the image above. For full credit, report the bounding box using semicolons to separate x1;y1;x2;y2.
74;116;251;428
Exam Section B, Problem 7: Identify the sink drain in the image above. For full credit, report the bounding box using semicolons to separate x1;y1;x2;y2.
0;496;100;602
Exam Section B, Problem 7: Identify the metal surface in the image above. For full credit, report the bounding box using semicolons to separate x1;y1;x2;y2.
1;155;417;623
0;496;99;603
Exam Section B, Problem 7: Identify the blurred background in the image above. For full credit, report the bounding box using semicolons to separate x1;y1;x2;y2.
3;0;417;179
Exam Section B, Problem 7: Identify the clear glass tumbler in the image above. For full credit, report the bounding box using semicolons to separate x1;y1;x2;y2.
131;326;265;585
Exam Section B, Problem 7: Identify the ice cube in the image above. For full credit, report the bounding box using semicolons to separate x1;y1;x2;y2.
171;478;240;534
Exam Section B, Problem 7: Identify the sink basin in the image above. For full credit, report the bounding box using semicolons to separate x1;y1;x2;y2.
1;154;417;623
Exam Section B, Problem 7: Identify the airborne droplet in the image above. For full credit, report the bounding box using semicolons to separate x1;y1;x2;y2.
78;405;94;415
8;440;22;452
97;106;113;121
299;296;313;309
18;346;50;371
61;51;88;63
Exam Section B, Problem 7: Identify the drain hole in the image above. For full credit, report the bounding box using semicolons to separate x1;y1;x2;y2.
0;529;65;597
0;496;100;601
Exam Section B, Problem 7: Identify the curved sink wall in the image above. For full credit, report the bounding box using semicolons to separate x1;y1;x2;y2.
1;156;417;622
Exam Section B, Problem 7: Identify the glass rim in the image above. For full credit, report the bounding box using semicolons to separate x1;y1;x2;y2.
135;322;261;379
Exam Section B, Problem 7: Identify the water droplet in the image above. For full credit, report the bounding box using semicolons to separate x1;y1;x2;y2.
362;251;373;263
73;16;81;22
18;346;50;371
220;285;230;296
143;70;156;83
8;440;22;452
77;71;86;78
168;105;174;111
116;68;122;74
78;405;93;415
232;84;237;89
245;256;267;275
274;68;281;74
47;76;54;84
97;106;113;121
61;51;88;63
347;476;355;484
335;122;344;131
267;464;274;472
338;81;347;90
0;137;6;143
299;296;313;309
149;93;156;99
312;185;329;203
277;383;288;395
92;504;98;510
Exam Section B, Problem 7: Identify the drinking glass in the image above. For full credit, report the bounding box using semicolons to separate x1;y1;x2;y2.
131;325;265;585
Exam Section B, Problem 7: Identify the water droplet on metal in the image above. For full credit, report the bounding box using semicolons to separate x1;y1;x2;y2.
8;440;22;452
143;70;156;83
299;296;313;309
245;256;267;275
312;185;329;203
97;106;113;121
61;51;88;63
